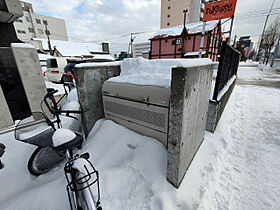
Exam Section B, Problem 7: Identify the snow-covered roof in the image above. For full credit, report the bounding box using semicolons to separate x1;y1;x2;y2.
33;38;103;57
152;20;219;39
91;54;115;61
38;53;54;61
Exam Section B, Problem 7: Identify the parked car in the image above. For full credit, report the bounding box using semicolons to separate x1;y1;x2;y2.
64;57;115;74
44;57;69;82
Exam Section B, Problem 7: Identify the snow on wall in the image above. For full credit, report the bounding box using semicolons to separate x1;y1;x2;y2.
108;57;212;88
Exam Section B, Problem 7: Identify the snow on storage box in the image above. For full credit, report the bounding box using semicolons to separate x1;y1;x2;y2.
102;58;212;147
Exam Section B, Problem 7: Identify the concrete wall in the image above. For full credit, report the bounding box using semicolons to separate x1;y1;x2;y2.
0;86;13;129
74;62;213;188
206;78;236;133
74;64;121;137
11;44;48;118
167;64;213;188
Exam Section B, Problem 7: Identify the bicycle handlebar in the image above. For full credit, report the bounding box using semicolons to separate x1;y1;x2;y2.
44;89;81;116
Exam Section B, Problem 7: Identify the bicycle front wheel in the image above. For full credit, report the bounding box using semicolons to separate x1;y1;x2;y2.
28;147;65;176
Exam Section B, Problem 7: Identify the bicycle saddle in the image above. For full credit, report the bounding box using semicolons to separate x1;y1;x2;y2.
52;129;83;151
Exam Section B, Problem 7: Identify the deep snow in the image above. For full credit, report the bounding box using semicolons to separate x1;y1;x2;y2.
0;64;280;210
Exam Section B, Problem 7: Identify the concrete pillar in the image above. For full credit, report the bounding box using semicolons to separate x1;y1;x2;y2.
74;64;121;137
11;44;48;119
0;86;13;129
167;64;213;188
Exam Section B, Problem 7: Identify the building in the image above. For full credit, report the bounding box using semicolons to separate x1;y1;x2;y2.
150;20;221;61
13;1;68;42
132;42;150;58
237;36;252;57
31;39;112;59
160;0;201;28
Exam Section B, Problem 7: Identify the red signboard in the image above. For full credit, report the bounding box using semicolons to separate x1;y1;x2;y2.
203;0;237;22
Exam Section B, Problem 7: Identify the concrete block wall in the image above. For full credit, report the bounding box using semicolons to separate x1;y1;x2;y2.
73;64;121;136
74;63;213;188
167;65;213;187
206;78;236;133
0;86;13;129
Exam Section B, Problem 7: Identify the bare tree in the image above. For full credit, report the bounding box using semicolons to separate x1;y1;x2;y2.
262;16;280;64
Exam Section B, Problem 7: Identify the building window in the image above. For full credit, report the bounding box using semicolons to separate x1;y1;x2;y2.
36;18;41;24
167;22;170;26
168;6;171;9
38;29;44;34
25;16;31;22
43;20;48;25
17;30;26;34
28;27;35;33
167;14;170;18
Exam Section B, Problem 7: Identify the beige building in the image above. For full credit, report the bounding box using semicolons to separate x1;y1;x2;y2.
160;0;202;28
13;1;68;42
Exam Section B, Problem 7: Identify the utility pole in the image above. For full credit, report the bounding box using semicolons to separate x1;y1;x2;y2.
44;21;52;55
127;33;136;58
256;0;276;60
181;9;188;58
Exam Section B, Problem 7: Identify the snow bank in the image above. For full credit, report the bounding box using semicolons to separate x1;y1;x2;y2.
108;57;212;87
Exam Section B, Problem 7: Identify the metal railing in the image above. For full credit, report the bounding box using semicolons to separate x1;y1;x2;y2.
212;41;240;100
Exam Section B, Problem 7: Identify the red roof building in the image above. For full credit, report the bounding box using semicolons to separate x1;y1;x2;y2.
150;20;222;61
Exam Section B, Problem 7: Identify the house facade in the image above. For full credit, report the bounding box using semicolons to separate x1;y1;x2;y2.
150;20;221;61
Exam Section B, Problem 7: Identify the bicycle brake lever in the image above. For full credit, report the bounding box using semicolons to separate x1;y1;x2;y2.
64;114;78;120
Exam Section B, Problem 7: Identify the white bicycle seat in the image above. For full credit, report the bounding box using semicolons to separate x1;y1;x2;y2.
52;128;76;147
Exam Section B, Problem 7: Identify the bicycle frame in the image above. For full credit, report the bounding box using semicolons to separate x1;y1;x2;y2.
64;150;101;210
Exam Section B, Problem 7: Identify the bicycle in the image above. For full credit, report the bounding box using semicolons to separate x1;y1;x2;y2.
14;87;102;210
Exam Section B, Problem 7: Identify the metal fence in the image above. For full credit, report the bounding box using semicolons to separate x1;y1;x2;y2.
212;41;240;100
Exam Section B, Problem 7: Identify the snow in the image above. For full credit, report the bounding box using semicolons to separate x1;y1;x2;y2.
33;38;103;57
216;75;236;101
52;128;76;147
184;51;206;56
11;43;35;49
76;61;122;68
108;57;212;88
153;20;219;38
91;54;115;61
38;53;53;61
45;81;65;96
1;64;280;210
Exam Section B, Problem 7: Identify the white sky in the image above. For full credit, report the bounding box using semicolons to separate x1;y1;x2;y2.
26;0;280;54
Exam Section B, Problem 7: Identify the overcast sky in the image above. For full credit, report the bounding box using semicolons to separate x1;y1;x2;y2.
27;0;280;54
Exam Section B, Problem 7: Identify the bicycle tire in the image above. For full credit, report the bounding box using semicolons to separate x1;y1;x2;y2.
28;147;65;176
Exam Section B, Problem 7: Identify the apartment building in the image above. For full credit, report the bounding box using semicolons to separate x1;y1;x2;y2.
160;0;201;28
13;1;68;42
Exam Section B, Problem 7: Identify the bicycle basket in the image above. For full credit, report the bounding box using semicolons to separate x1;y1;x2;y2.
14;112;55;147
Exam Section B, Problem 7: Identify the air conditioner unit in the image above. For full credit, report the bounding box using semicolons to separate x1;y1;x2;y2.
102;81;170;147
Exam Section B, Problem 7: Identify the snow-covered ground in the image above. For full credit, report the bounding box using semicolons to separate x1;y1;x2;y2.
0;64;280;209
